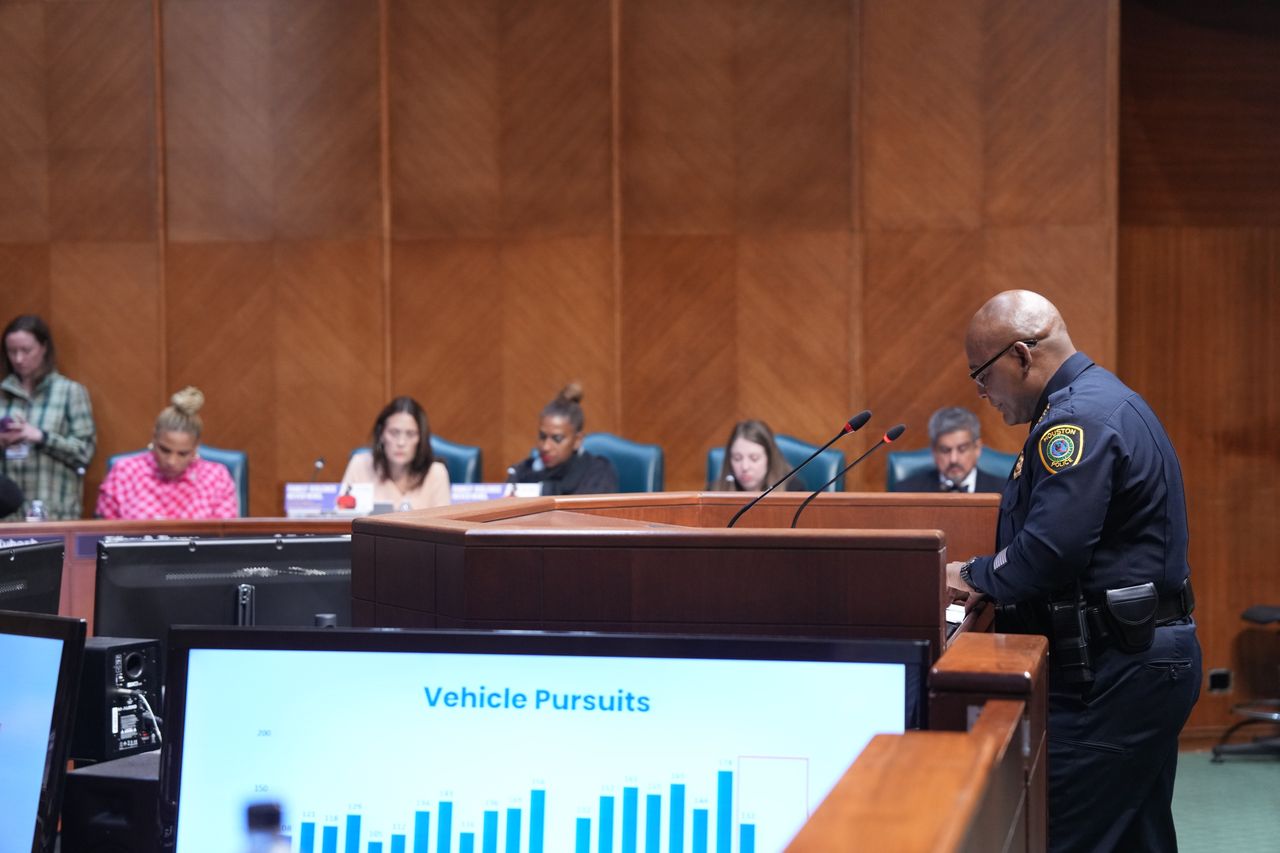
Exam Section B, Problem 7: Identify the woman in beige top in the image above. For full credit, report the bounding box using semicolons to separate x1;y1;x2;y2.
340;396;450;510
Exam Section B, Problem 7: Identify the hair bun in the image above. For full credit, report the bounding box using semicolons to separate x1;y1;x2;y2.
170;386;205;416
557;382;584;405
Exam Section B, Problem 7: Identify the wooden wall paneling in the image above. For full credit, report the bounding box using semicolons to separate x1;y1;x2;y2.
1120;2;1280;227
620;237;736;490
164;243;277;516
860;230;996;484
1119;226;1280;733
499;0;612;238
275;240;386;512
983;0;1116;226
270;0;381;241
861;0;984;230
736;232;855;448
499;237;617;471
0;2;49;244
734;0;853;232
50;243;162;510
619;0;735;235
0;245;51;319
162;0;273;243
387;0;500;240
390;241;504;476
45;0;156;243
983;225;1116;367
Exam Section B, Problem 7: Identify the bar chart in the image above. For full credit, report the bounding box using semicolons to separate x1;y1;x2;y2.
173;648;906;853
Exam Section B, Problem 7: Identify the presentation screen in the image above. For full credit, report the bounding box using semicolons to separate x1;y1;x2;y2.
162;628;927;853
0;609;86;853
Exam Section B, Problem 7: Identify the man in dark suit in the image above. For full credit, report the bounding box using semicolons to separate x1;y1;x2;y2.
896;406;1004;493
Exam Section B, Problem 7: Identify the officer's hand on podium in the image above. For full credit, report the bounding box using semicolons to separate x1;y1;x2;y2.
946;559;975;600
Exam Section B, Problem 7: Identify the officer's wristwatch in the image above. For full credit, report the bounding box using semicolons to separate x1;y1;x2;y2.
958;557;980;592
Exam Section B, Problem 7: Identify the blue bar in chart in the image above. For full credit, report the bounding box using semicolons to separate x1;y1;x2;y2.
717;772;732;853
459;832;475;853
506;808;522;853
322;825;338;853
413;812;429;853
740;825;755;853
692;809;708;853
483;810;498;853
622;787;638;853
575;818;591;853
391;836;406;853
645;794;661;853
300;822;316;853
600;795;615;853
368;843;382;853
530;790;546;853
346;816;361;853
669;785;685;853
439;803;453;853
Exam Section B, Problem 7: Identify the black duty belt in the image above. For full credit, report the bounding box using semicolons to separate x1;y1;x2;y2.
1084;578;1195;649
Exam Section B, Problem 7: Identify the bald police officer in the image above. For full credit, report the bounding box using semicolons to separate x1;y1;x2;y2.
946;290;1200;852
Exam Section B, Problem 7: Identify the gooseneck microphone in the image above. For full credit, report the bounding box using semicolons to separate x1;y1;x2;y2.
790;423;907;528
726;411;872;528
311;457;326;483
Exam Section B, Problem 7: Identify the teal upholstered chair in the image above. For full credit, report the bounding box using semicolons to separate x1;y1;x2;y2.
885;446;1018;491
106;444;250;516
349;435;483;485
706;434;847;493
581;433;664;493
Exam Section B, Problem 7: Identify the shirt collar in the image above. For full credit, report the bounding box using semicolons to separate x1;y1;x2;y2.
1;371;54;400
1030;352;1094;430
939;466;978;492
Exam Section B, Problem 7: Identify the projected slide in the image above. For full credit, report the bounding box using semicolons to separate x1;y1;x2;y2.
175;650;905;853
0;633;64;853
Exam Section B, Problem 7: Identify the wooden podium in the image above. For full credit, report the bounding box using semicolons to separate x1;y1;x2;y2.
350;491;1000;654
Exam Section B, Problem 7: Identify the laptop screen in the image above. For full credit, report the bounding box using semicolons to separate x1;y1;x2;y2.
0;609;86;853
162;628;928;853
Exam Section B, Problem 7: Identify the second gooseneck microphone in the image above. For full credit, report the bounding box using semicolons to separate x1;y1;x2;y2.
726;410;872;528
790;423;907;528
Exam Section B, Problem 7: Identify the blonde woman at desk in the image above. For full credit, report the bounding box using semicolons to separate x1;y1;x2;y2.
341;396;450;511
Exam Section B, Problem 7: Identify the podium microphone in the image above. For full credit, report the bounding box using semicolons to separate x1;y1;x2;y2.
727;411;872;528
791;423;906;528
311;457;325;483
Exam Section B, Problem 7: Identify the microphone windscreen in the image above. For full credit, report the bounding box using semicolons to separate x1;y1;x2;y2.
844;410;872;432
884;424;907;442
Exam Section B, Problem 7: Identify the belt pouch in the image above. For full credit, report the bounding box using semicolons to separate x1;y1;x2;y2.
1103;582;1158;653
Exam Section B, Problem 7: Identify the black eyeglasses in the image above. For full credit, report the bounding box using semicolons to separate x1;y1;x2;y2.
969;339;1039;383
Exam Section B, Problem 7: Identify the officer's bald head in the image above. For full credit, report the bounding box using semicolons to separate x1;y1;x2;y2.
966;291;1076;425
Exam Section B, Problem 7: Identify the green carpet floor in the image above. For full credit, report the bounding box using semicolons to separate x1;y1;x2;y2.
1173;751;1280;852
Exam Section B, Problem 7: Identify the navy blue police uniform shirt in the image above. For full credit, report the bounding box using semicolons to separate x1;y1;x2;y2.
968;352;1191;603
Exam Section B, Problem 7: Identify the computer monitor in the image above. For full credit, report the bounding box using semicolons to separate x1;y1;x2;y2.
160;628;929;853
0;609;86;853
0;540;64;614
94;535;352;646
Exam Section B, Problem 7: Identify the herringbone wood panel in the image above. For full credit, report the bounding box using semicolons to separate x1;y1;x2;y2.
389;0;500;240
500;236;616;470
165;243;277;516
621;0;735;235
45;0;155;242
622;236;736;489
391;240;504;471
274;240;385;488
50;242;162;509
271;0;380;240
862;0;984;229
501;0;612;238
0;245;51;319
0;3;49;243
736;0;852;232
164;0;273;242
984;0;1114;225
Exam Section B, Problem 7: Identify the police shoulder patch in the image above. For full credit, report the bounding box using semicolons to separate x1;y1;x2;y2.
1038;424;1084;473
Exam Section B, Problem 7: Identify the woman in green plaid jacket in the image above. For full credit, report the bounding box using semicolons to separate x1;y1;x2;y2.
0;315;96;520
